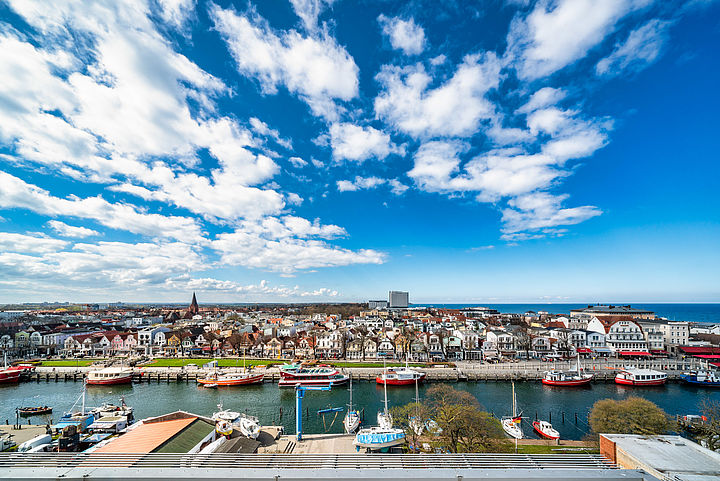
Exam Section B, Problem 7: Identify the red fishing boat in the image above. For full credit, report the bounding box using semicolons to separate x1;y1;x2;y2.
541;355;593;386
615;368;667;386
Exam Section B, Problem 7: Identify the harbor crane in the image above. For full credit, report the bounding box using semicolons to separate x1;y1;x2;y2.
295;385;330;441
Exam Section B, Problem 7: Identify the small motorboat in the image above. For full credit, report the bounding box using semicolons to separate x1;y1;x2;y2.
18;406;52;416
212;404;261;439
533;420;560;440
681;371;720;387
203;383;218;389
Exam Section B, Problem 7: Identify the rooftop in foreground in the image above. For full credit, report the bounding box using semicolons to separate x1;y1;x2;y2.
0;452;658;481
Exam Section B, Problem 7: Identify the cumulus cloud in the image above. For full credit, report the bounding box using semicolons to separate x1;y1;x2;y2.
0;232;68;254
47;221;99;238
375;53;501;138
378;15;426;55
211;4;359;120
506;0;650;80
329;123;403;162
336;176;409;195
500;192;601;239
212;217;385;274
596;19;670;77
289;0;335;32
288;156;308;168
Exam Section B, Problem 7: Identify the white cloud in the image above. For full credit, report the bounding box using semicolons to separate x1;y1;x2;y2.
212;217;385;274
596;19;670;76
288;0;335;32
0;171;203;242
156;0;196;27
211;4;359;120
336;176;408;195
375;53;501;138
0;232;68;254
249;117;293;150
46;221;99;238
517;87;567;114
506;0;650;80
378;15;426;55
500;192;601;238
288;156;308;168
329;123;403;162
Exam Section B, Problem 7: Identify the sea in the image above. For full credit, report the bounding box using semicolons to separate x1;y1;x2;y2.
421;303;720;324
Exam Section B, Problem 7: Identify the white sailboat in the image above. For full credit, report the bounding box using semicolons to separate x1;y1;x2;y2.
501;382;523;439
409;377;424;435
343;374;361;434
354;358;405;451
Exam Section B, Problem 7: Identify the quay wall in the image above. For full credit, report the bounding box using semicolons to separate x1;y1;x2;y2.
28;358;708;384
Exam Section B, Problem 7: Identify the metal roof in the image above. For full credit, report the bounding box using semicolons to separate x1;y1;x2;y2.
0;453;658;481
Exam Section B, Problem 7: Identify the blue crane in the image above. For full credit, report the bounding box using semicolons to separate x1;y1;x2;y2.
295;385;331;441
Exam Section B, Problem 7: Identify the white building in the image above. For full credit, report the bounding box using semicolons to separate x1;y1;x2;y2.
389;291;409;308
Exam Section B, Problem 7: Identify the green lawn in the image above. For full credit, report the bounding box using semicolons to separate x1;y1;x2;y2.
40;360;97;367
145;358;280;368
514;444;599;454
327;361;427;368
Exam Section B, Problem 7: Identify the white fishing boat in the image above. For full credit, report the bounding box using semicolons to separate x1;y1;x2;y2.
501;382;523;439
343;374;361;434
353;359;405;451
533;420;560;440
212;404;261;439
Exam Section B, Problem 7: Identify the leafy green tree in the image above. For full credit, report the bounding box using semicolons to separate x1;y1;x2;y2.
589;397;669;436
425;385;510;453
390;401;431;450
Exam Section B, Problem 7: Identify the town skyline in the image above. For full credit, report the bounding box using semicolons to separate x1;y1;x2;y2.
0;1;718;303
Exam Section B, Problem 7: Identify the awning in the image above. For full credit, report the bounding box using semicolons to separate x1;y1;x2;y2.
576;348;592;353
618;350;652;356
693;354;720;359
679;346;720;355
592;347;612;353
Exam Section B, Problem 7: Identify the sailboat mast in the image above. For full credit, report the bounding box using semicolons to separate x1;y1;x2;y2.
349;374;353;410
511;382;516;417
383;357;389;415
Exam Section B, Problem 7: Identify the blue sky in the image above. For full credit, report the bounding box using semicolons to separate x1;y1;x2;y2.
0;0;718;303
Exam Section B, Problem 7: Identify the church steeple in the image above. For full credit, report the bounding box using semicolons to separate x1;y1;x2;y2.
188;292;199;316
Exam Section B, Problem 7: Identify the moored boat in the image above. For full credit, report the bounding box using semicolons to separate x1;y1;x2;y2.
212;404;261;439
615;368;667;386
681;371;720;387
197;371;264;386
18;406;52;416
375;364;426;386
541;355;593;386
279;365;348;387
0;353;21;384
86;367;133;385
344;374;361;433
533;420;560;440
501;381;523;439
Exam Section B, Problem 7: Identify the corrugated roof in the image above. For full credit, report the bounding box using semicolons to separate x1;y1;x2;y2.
94;417;197;453
154;419;213;453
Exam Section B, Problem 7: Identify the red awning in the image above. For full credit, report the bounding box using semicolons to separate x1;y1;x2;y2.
576;348;592;353
694;354;720;359
679;346;720;355
618;351;652;356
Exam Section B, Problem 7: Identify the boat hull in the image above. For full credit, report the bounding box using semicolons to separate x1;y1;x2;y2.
86;375;133;385
615;377;666;386
0;370;21;383
541;377;592;386
681;377;720;387
197;374;264;386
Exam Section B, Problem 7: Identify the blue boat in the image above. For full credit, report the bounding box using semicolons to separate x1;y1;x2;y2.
681;371;720;387
318;407;344;414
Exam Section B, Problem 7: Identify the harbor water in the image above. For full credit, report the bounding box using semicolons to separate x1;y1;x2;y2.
2;380;719;440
